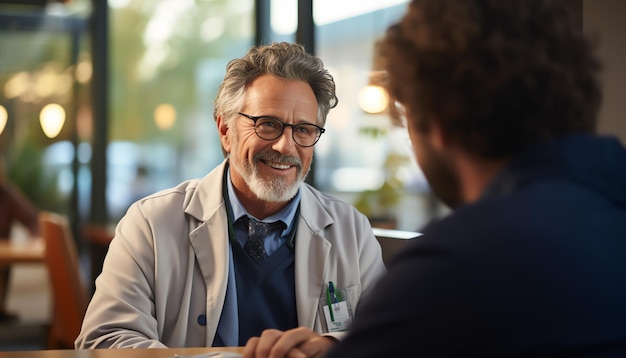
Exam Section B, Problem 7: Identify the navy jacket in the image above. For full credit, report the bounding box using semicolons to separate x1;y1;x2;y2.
326;135;626;357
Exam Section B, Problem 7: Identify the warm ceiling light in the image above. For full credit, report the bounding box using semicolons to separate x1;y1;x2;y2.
4;72;30;99
40;103;66;138
0;105;7;135
154;103;176;130
76;60;93;83
358;85;389;114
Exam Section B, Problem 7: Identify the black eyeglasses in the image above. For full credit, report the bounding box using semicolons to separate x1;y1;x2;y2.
238;112;326;147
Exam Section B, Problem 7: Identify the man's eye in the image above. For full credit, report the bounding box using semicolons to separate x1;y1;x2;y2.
295;125;311;134
258;118;279;128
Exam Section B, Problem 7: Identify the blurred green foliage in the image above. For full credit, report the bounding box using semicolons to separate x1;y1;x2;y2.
353;151;409;219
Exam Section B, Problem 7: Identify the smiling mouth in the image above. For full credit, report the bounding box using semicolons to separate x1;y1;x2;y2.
262;160;292;170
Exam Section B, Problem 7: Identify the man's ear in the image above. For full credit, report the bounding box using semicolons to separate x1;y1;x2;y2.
216;114;231;154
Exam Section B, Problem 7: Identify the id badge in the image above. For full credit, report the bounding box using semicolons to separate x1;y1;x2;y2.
318;281;354;333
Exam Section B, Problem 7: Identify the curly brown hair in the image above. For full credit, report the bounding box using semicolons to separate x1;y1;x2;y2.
380;0;602;159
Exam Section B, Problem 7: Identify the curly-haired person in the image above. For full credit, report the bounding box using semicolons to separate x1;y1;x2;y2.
326;0;626;357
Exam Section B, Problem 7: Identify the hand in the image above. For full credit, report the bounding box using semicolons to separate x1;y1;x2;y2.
242;326;336;358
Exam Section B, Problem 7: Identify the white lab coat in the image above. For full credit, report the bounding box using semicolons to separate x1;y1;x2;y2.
75;160;386;348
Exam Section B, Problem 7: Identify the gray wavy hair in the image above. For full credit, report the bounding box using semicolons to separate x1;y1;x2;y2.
213;42;338;127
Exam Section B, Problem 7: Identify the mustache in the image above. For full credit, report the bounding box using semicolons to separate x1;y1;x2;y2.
254;152;302;169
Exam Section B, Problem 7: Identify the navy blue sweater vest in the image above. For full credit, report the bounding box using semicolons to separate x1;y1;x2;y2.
232;241;297;345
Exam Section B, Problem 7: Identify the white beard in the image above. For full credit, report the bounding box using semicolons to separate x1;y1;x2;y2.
229;133;307;202
245;165;301;202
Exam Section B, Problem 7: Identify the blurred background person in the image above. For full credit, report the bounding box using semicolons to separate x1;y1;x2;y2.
0;157;40;323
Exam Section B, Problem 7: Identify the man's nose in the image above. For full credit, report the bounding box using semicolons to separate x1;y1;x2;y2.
272;126;297;152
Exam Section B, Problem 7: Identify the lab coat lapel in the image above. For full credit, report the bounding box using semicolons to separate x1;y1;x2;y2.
294;186;333;330
186;160;232;345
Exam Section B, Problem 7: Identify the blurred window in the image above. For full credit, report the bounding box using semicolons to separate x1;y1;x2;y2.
0;0;91;219
314;0;438;230
107;0;254;219
1;0;443;232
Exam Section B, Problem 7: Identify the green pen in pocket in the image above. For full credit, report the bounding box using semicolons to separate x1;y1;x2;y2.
320;281;354;333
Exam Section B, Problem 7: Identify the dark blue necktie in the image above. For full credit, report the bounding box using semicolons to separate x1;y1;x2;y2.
243;217;284;263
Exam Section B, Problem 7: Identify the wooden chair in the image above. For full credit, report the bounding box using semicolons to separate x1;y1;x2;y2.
39;211;88;349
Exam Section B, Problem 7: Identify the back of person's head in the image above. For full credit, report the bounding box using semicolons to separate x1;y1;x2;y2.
381;0;602;159
214;42;338;128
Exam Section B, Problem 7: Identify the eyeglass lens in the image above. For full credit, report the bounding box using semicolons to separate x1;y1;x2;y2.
254;117;321;147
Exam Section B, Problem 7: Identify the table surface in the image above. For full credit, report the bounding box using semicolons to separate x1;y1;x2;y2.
0;347;244;358
0;238;45;266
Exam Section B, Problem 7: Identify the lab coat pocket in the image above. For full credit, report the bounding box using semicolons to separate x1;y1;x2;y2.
318;282;358;333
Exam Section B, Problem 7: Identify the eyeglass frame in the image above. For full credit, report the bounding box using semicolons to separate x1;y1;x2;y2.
237;112;326;147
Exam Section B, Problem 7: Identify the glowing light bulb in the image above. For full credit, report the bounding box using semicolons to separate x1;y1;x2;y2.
0;105;7;135
40;103;66;138
154;103;176;131
358;85;389;114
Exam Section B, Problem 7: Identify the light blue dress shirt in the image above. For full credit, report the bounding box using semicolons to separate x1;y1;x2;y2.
226;167;300;256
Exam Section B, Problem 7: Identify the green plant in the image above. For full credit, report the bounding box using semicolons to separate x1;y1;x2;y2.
353;150;409;222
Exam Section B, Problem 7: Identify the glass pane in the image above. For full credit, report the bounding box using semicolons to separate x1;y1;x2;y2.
0;1;92;223
108;0;254;220
314;0;445;231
